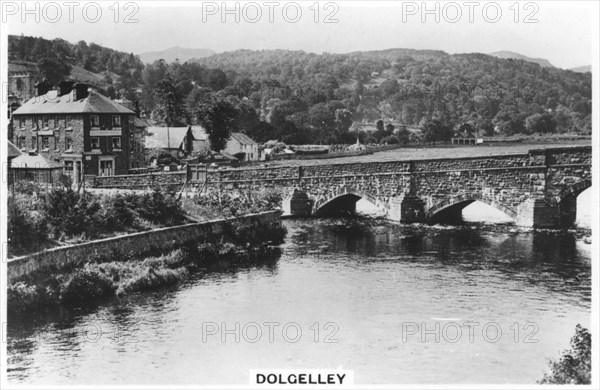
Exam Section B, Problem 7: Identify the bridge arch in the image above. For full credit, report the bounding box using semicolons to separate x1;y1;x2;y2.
313;186;389;215
555;179;592;227
426;193;517;223
555;179;592;204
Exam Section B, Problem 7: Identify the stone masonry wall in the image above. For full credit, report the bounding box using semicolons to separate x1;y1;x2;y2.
8;211;281;282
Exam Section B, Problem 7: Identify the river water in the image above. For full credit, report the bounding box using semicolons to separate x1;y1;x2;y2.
6;191;592;385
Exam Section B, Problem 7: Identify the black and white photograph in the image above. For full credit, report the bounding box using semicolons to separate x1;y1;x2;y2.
0;0;598;387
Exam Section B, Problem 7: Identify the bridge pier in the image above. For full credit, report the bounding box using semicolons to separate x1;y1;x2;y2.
284;189;314;217
514;199;576;228
388;195;426;223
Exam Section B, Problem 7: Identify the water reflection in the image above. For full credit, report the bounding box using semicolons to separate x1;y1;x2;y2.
7;218;591;385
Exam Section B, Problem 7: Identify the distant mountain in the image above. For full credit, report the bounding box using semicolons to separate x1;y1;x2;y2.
570;65;591;73
138;47;216;64
489;51;555;68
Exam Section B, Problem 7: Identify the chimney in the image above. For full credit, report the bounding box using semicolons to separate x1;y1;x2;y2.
74;83;90;100
59;81;75;96
35;82;52;97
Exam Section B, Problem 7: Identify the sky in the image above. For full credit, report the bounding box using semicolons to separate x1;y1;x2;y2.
3;0;598;69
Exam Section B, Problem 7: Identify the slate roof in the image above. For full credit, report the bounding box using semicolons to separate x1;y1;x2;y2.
7;140;21;159
230;132;257;145
134;117;150;127
146;126;207;149
453;131;477;139
13;89;135;115
10;153;61;169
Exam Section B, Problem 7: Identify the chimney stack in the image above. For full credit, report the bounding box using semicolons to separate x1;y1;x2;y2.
74;83;90;100
35;82;52;97
59;81;75;96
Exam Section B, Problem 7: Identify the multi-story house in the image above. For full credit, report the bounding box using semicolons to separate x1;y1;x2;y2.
224;132;259;162
11;82;140;185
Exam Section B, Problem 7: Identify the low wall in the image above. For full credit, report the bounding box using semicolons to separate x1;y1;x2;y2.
272;144;403;161
94;171;186;189
7;211;282;282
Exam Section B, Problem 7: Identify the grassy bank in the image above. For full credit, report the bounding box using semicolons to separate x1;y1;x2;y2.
7;183;283;257
8;217;287;314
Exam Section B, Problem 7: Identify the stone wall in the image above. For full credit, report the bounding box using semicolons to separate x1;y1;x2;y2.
7;211;281;282
91;145;591;228
94;171;187;188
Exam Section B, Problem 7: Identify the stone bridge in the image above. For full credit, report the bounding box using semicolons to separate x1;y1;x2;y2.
206;146;591;228
94;145;592;228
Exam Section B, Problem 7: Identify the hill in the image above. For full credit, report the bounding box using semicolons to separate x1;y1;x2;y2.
8;34;144;100
138;47;216;64
570;65;591;73
489;51;555;68
8;34;592;144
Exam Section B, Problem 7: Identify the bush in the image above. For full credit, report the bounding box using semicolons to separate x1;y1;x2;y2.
59;264;116;304
7;198;48;254
136;189;187;226
539;324;591;384
43;188;103;239
100;193;139;231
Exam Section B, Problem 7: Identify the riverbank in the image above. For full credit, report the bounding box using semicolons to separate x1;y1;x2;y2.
8;213;287;314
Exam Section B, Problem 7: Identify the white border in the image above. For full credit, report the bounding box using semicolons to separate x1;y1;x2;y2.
1;1;598;389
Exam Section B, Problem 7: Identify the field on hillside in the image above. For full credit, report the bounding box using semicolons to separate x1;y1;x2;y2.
264;140;592;167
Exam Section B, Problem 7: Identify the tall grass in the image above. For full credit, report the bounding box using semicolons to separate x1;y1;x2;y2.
8;218;287;313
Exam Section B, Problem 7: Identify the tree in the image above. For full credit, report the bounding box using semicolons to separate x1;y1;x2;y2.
195;98;238;152
525;112;557;134
422;118;452;145
37;57;71;84
396;125;410;146
154;73;185;149
539;325;591;384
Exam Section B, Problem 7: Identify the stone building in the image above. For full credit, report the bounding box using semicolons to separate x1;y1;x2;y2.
224;132;259;162
11;82;139;185
8;62;39;101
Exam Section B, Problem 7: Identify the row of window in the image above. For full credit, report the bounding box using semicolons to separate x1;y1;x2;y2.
91;137;121;149
18;135;73;151
17;115;74;130
17;136;122;151
16;115;122;129
90;115;121;128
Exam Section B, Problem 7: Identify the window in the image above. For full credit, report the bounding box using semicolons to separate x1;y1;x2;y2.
65;137;73;151
18;136;26;149
91;137;100;149
18;117;25;128
42;136;50;150
90;115;100;128
64;160;73;178
31;136;37;149
100;159;114;176
42;116;49;128
36;116;42;129
112;115;121;128
112;137;121;149
55;116;65;129
66;115;73;129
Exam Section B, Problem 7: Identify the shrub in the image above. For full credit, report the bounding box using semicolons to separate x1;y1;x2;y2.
539;324;591;384
59;264;116;304
7;198;48;254
136;189;186;226
7;282;40;309
101;193;139;231
43;188;103;239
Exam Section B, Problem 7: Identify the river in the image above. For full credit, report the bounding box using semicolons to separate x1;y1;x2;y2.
6;190;592;385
